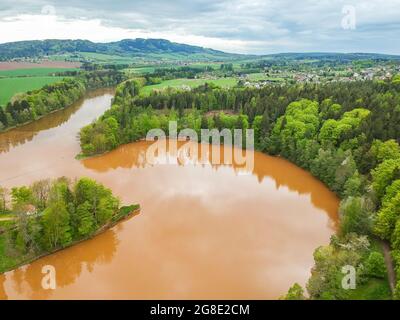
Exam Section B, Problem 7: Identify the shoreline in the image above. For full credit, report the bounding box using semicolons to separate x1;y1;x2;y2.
0;86;115;134
0;206;140;275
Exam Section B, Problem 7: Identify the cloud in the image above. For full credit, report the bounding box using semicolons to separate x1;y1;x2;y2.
0;0;399;54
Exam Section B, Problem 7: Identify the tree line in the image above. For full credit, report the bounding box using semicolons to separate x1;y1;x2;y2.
270;99;392;299
0;177;138;273
80;76;400;157
79;75;400;299
0;70;126;132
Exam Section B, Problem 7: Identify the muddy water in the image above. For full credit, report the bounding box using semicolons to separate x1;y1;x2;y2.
0;89;339;299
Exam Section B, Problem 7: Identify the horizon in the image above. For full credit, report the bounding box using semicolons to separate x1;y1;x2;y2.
1;0;400;305
1;38;399;57
1;0;400;55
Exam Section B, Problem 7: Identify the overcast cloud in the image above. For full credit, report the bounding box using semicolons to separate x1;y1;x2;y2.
0;0;399;54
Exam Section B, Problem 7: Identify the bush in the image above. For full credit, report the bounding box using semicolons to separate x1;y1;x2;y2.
283;283;306;300
339;197;372;236
365;252;386;278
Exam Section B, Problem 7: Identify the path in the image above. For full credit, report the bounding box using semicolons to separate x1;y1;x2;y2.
0;216;14;221
380;239;397;294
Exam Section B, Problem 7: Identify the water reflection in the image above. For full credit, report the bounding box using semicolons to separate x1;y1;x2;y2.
0;89;114;154
0;101;82;154
83;140;339;223
2;229;118;299
0;274;6;300
0;91;339;299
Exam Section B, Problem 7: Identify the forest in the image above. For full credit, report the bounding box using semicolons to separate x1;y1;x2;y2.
0;39;233;61
0;177;139;273
79;75;400;299
0;70;126;131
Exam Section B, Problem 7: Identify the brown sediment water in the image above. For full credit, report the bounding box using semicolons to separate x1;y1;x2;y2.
0;89;339;299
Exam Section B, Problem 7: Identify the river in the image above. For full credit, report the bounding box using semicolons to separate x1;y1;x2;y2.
0;89;339;299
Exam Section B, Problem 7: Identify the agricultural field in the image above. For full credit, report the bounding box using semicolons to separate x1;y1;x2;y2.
78;52;135;64
0;62;80;107
246;72;285;82
0;61;80;70
0;67;79;78
124;62;213;76
140;77;238;95
187;62;221;70
125;66;158;75
0;76;65;106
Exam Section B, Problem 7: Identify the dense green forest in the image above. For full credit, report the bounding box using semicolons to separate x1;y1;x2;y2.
0;70;126;131
0;39;235;61
0;177;139;273
79;75;400;299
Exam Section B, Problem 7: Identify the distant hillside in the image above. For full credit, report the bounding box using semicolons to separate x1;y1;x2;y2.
263;52;400;61
1;39;399;63
0;39;240;61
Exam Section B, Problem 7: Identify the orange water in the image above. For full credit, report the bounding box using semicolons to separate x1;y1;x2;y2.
0;89;338;299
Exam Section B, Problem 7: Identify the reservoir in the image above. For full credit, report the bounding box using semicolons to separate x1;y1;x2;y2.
0;89;339;299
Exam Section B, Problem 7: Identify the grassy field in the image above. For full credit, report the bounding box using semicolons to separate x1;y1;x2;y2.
247;73;285;82
125;66;157;75
141;77;238;95
344;239;393;300
187;62;221;70
79;52;135;64
346;278;392;300
0;68;78;78
0;76;65;106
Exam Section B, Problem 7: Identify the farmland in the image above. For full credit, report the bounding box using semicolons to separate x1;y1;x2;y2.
0;76;65;106
0;61;80;70
0;67;78;78
0;63;78;107
140;77;238;95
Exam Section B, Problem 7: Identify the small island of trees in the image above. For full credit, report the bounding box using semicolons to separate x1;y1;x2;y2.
0;177;139;273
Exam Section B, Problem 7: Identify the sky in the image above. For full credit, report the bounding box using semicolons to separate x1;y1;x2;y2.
0;0;399;55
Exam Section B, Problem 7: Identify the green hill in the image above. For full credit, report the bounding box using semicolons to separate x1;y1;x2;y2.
0;39;240;61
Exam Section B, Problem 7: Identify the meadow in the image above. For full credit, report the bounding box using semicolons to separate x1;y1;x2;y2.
140;77;238;95
246;72;285;82
0;76;65;106
0;67;78;78
79;52;135;64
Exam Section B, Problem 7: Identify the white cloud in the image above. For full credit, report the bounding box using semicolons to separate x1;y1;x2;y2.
0;0;399;54
0;13;260;53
